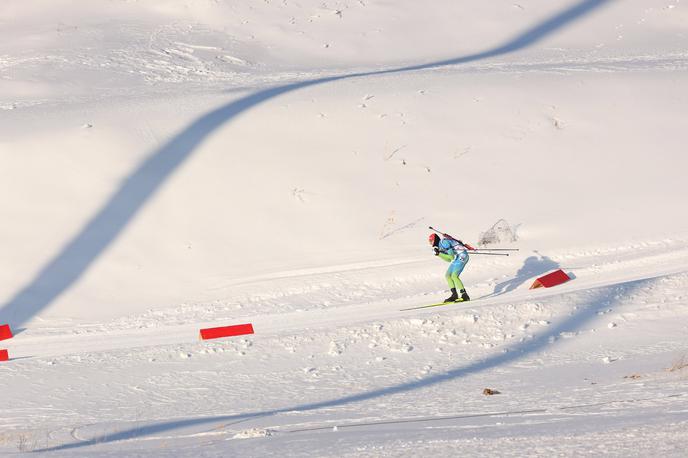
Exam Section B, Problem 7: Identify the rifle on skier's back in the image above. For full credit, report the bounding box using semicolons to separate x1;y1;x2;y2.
428;226;519;256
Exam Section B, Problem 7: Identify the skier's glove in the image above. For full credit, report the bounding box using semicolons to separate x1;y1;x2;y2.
433;247;440;256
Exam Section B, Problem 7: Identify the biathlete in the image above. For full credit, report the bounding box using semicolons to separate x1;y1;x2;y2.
429;233;471;303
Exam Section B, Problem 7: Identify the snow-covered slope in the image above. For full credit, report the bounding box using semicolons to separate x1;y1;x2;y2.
1;0;688;455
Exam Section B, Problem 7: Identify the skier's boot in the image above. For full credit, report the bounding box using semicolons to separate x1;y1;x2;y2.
444;288;459;303
459;289;470;302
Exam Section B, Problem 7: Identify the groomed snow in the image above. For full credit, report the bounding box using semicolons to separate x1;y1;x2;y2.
1;0;688;456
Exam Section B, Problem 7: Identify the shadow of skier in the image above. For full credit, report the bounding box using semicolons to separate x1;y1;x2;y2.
492;251;561;296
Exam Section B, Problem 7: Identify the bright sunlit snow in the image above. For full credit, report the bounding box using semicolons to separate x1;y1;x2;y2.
1;0;688;456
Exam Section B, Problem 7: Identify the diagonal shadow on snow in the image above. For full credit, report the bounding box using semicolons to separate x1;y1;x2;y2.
38;275;651;452
0;0;611;327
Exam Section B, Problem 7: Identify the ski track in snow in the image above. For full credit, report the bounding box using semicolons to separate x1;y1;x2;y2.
3;52;688;111
6;237;688;360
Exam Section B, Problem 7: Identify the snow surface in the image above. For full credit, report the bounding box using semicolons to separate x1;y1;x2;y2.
1;0;688;455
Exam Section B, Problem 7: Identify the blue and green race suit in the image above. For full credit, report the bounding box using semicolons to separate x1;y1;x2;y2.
437;238;469;291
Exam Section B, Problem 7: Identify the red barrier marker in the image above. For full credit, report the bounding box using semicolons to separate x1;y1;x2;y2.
200;323;254;340
0;324;12;341
530;269;571;289
0;349;8;362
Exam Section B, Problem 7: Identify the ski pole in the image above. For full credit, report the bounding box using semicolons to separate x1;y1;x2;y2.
469;251;510;256
471;248;519;252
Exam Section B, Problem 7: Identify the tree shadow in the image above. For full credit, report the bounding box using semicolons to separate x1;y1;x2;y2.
37;273;653;452
491;251;561;297
0;0;612;328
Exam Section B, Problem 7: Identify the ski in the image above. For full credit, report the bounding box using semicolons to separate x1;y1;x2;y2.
400;299;468;311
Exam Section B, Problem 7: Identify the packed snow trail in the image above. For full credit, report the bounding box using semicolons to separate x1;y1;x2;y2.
6;241;688;361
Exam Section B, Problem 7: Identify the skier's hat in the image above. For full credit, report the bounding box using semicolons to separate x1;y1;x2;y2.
428;233;440;246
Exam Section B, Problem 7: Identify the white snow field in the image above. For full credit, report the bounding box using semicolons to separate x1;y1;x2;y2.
2;0;688;455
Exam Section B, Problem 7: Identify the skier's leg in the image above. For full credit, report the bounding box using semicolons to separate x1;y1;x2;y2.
451;273;470;301
450;272;465;291
450;258;470;302
444;267;458;302
444;268;454;289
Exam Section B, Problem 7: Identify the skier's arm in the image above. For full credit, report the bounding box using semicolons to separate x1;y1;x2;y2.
434;246;454;262
438;252;453;262
434;239;455;262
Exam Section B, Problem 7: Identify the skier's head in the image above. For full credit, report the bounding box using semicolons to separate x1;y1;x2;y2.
428;233;440;247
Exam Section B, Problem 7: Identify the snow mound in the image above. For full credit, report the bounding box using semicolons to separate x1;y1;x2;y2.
232;428;275;439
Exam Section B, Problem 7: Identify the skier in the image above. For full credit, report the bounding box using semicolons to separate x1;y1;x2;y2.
429;233;471;302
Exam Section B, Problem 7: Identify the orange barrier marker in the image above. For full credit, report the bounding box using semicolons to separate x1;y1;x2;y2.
0;349;8;362
200;323;254;340
530;269;571;289
0;324;12;341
